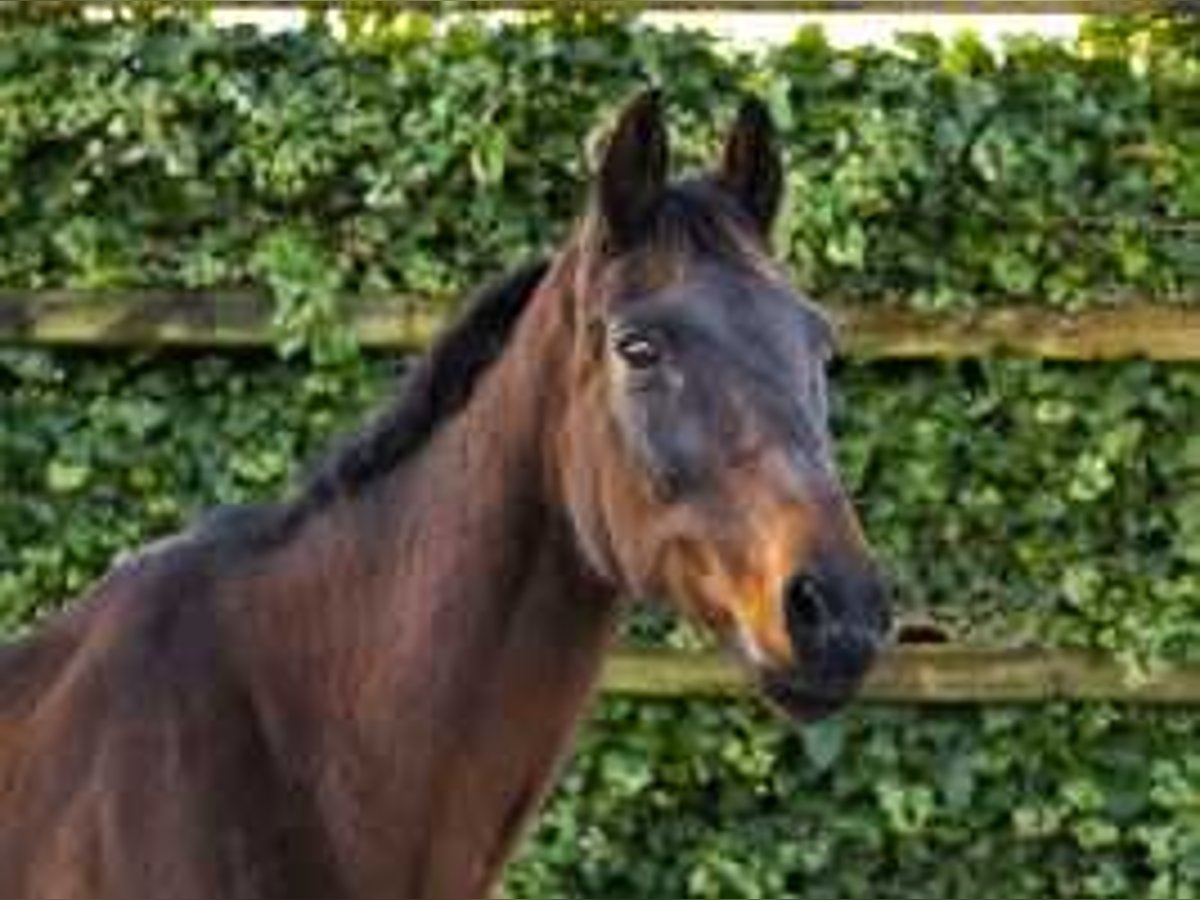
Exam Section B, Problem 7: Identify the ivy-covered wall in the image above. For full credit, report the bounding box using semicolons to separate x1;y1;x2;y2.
0;12;1197;899
514;701;1200;900
1;14;1197;358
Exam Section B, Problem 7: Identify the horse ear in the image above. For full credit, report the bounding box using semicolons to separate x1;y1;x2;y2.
716;97;783;239
595;88;668;251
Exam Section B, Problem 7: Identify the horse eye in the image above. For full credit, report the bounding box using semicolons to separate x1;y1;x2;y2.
615;333;663;370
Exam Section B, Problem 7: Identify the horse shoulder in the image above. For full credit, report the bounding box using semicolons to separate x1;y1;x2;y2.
0;536;262;898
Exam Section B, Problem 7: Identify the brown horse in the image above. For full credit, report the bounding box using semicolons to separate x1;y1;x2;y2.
0;92;889;899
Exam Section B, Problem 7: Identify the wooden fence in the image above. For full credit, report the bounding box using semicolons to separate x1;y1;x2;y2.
603;647;1200;703
3;291;1200;360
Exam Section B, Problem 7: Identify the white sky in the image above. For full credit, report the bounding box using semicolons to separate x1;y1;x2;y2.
208;9;1084;47
651;13;1083;47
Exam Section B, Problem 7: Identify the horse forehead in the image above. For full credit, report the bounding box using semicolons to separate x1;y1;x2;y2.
630;267;827;362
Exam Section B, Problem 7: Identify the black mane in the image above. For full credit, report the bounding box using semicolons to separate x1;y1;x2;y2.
297;258;550;513
161;259;548;559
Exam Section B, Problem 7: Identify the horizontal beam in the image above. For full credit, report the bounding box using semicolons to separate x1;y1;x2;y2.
38;0;1200;13
601;647;1200;704
0;289;442;353
834;302;1200;361
2;290;1199;360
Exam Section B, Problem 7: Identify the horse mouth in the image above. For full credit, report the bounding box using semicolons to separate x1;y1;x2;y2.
757;671;863;724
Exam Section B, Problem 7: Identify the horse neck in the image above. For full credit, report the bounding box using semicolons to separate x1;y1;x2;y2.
228;265;620;892
352;278;620;728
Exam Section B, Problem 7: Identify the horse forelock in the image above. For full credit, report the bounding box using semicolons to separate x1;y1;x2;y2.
575;176;777;296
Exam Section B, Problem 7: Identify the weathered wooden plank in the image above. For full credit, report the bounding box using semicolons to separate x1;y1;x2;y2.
833;302;1200;361
601;647;1200;704
0;290;444;352
2;290;1199;360
44;0;1200;14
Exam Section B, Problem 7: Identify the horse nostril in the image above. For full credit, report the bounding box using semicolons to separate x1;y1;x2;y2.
784;573;828;637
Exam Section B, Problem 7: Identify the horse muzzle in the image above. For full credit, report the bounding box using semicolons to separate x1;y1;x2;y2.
758;563;891;723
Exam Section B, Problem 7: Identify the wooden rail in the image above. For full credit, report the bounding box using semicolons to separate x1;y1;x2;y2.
601;647;1200;704
835;303;1200;361
3;290;1199;360
37;0;1200;14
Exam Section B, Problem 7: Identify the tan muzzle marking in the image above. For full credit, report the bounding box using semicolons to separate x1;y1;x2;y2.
666;507;815;670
